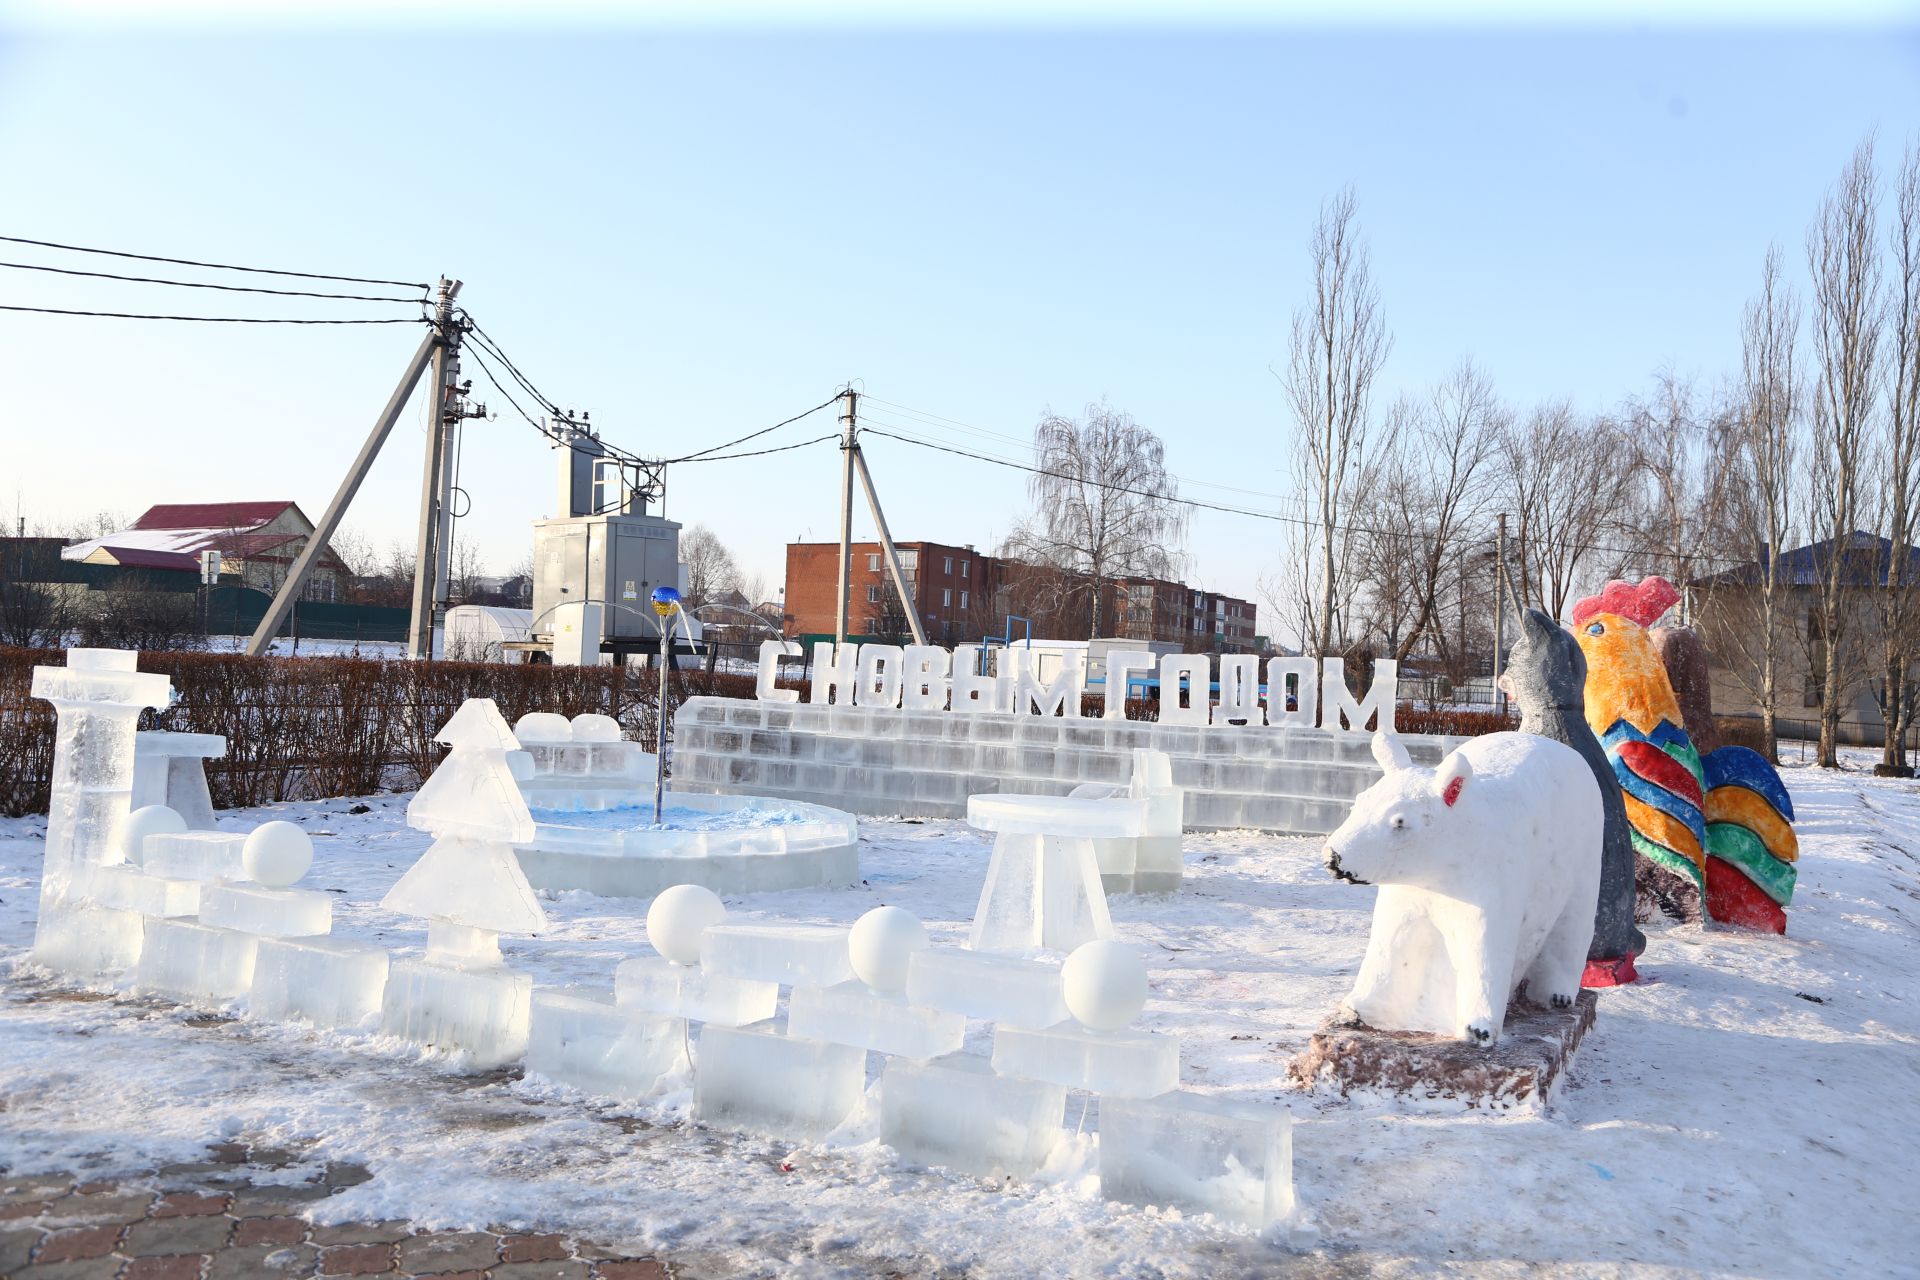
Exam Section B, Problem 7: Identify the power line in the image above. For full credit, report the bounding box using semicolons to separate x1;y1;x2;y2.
671;433;839;464
0;303;425;324
0;234;431;290
656;396;840;464
0;259;429;305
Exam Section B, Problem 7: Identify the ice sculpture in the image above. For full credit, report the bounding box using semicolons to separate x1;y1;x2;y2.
379;698;544;1066
990;939;1178;1097
700;922;854;987
130;730;225;830
1100;1092;1295;1229
615;884;777;1026
115;804;187;866
882;1053;1066;1177
1067;749;1185;894
29;649;173;973
1502;602;1645;986
787;908;964;1060
1321;732;1601;1044
966;793;1130;953
1577;577;1798;933
525;990;685;1101
512;709;658;809
694;1022;866;1139
905;948;1069;1030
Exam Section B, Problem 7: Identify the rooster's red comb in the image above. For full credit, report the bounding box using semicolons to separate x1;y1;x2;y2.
1572;576;1680;629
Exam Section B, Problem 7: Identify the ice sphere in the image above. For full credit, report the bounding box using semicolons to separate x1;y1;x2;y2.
967;832;1113;954
114;804;187;866
136;918;259;1003
515;711;573;743
693;1023;866;1140
1099;1091;1295;1228
380;957;532;1068
882;1053;1065;1178
142;830;247;883
700;923;854;988
249;936;390;1029
787;981;965;1059
31;901;144;975
570;712;622;742
904;948;1069;1030
85;866;199;918
525;991;684;1100
241;821;313;888
199;883;332;938
615;956;778;1026
991;1021;1179;1098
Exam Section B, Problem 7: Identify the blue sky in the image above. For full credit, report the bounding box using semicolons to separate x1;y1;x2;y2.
1;16;1917;640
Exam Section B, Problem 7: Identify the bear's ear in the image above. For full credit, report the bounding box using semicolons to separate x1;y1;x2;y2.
1435;751;1473;807
1371;731;1412;774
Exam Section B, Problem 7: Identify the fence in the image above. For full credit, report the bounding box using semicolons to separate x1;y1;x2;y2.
0;646;757;817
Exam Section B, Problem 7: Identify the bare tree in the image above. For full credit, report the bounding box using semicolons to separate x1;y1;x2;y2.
0;539;74;648
447;536;488;606
1501;403;1636;618
1872;141;1920;771
1002;403;1188;639
1705;245;1804;762
680;524;741;611
1284;186;1392;657
1804;138;1884;767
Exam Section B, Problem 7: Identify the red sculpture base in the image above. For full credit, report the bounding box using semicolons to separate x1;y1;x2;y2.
1581;953;1641;988
1705;858;1787;934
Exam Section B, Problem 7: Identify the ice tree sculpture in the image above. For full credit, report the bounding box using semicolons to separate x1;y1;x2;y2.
383;698;546;964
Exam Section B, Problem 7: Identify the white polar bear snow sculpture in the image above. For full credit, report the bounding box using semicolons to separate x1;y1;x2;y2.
1321;730;1602;1046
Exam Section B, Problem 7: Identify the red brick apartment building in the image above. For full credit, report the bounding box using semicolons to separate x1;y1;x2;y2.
783;541;996;643
784;539;1259;653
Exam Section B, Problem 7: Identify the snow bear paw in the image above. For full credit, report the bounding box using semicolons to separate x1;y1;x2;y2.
1333;1004;1365;1029
1464;1023;1495;1047
1549;991;1575;1010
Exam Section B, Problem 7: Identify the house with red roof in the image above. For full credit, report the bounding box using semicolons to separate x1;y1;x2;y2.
60;501;353;601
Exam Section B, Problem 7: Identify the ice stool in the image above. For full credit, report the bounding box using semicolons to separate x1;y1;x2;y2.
1067;749;1184;895
967;789;1153;954
131;730;227;830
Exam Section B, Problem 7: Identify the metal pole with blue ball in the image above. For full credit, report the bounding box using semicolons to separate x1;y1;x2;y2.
651;585;682;822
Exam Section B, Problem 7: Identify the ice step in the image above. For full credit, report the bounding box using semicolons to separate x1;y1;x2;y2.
380;957;532;1068
141;830;247;883
881;1053;1065;1178
526;991;685;1101
693;1022;866;1141
991;1021;1179;1098
199;883;332;938
787;982;965;1059
1099;1091;1295;1228
85;866;199;918
136;918;258;1003
32;901;145;976
614;957;777;1027
700;924;854;988
249;936;391;1030
904;949;1068;1030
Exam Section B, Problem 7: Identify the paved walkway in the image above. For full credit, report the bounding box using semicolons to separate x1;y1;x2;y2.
0;1143;678;1280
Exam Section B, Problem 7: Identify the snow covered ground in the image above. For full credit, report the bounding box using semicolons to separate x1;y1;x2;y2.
2;758;1916;1277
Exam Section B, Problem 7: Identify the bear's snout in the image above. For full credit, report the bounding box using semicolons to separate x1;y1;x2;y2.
1324;846;1369;886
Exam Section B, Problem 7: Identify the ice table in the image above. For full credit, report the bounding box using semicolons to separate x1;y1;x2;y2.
966;794;1141;953
1100;1091;1295;1228
132;731;226;830
882;1053;1066;1178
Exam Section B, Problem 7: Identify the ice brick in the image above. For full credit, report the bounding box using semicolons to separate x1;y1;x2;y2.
526;991;684;1100
788;982;965;1059
31;901;144;975
141;831;247;883
1100;1091;1295;1228
700;923;854;988
85;866;199;918
136;918;258;1002
693;1023;866;1140
199;883;332;938
614;956;777;1026
991;1021;1179;1098
249;936;390;1029
968;833;1113;954
905;949;1068;1030
1131;835;1184;895
882;1053;1065;1177
380;957;532;1067
426;919;503;968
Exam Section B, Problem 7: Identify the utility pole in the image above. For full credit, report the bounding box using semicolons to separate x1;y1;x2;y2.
835;390;856;648
408;278;463;660
1493;512;1508;714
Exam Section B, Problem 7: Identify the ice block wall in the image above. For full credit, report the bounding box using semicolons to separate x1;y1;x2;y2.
672;698;1467;834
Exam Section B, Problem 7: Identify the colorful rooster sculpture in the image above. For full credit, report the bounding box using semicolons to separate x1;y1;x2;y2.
1573;576;1798;933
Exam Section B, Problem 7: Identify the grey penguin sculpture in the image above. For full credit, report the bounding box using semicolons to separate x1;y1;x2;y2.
1502;593;1646;984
